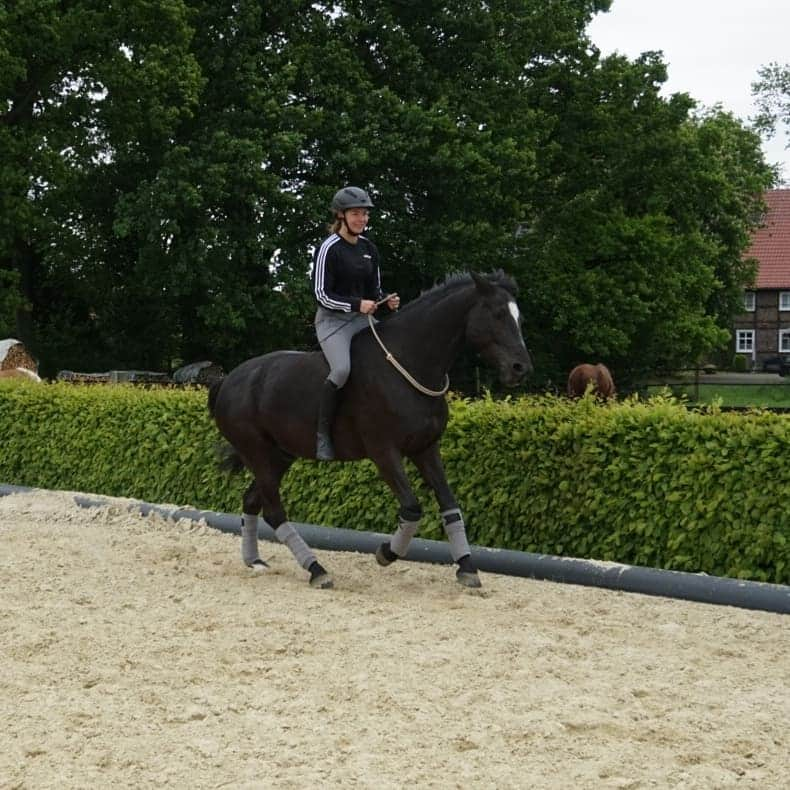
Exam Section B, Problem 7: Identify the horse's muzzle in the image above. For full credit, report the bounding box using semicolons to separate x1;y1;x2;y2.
500;356;532;387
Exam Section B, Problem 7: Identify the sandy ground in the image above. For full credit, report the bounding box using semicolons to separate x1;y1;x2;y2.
1;490;788;790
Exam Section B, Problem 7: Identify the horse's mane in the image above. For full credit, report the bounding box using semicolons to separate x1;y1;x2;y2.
395;270;518;316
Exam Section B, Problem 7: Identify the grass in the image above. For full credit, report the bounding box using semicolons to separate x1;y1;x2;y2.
646;383;790;408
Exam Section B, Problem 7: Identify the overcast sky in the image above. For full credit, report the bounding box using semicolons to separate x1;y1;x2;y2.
587;0;790;185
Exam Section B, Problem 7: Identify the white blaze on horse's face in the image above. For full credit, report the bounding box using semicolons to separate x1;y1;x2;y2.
508;301;526;348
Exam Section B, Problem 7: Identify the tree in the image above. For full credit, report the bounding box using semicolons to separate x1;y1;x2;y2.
753;62;790;159
0;0;201;371
0;0;776;387
513;43;775;385
0;269;25;337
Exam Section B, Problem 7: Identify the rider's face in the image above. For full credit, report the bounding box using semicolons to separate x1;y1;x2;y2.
342;208;369;234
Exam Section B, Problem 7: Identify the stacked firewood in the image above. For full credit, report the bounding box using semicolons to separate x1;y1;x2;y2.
56;370;171;385
0;339;38;372
172;361;224;386
56;370;112;384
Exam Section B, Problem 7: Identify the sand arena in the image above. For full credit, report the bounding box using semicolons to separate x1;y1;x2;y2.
1;489;788;788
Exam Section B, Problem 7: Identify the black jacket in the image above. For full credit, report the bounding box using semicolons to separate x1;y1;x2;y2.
312;233;383;313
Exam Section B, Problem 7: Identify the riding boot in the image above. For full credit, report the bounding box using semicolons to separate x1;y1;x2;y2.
316;379;339;461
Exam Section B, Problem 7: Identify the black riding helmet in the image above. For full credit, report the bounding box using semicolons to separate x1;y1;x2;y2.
331;186;374;212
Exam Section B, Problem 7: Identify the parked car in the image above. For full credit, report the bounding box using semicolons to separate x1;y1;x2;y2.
762;355;790;377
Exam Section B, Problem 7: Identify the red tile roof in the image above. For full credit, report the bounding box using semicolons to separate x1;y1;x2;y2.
748;189;790;289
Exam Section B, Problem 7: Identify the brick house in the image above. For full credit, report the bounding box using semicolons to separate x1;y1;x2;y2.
733;189;790;370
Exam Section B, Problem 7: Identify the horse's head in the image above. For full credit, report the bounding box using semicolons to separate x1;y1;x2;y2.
466;272;533;387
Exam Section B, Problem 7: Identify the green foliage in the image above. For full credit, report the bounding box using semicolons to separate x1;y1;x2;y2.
0;269;26;336
1;0;203;371
0;381;241;509
647;382;790;408
0;1;778;387
752;61;790;156
1;383;789;584
517;47;775;384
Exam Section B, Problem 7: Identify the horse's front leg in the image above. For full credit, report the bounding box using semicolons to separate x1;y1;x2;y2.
410;442;481;588
368;449;425;570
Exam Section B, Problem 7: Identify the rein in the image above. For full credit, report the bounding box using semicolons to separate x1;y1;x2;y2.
367;313;449;397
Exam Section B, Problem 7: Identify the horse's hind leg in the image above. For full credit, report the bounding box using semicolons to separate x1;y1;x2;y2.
240;480;269;572
246;442;333;589
410;442;481;588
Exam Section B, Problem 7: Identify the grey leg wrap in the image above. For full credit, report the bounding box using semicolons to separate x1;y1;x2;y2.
389;517;420;557
241;513;262;566
275;522;317;570
442;508;471;562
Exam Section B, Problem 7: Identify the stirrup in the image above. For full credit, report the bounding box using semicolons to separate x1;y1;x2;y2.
316;433;335;461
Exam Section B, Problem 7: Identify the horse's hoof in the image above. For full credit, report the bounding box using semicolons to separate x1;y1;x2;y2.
308;561;334;589
309;572;334;589
246;559;269;573
456;555;481;588
456;569;482;588
375;542;398;567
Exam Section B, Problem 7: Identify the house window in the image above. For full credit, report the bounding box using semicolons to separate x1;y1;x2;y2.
780;292;790;311
736;330;754;353
780;330;790;353
744;291;755;311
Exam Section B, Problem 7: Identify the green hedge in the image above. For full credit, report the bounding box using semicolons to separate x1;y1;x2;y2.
0;381;238;509
1;381;788;584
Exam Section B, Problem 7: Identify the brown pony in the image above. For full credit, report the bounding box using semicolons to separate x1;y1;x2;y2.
0;368;41;382
567;363;615;400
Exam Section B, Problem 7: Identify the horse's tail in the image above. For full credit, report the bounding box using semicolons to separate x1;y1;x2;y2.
216;442;246;474
207;377;224;417
207;377;245;472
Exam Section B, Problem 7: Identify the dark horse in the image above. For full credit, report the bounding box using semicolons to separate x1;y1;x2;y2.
208;271;532;589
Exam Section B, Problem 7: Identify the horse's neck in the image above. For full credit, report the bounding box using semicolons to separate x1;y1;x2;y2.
384;286;473;384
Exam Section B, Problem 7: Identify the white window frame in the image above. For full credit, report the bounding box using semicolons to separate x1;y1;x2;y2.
736;330;754;354
780;292;790;311
780;329;790;353
743;291;756;311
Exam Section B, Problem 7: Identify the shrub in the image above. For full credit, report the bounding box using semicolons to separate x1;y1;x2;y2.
2;382;788;583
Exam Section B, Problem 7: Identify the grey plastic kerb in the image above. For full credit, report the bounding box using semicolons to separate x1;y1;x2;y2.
1;483;788;615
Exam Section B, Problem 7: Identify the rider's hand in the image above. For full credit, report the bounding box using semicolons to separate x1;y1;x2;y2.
359;299;377;314
386;293;400;311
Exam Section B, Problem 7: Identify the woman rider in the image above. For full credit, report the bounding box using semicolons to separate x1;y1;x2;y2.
311;186;400;460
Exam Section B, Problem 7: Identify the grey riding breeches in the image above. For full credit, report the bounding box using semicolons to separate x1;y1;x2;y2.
315;306;376;388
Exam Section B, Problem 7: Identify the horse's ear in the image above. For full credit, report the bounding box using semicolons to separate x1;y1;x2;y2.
471;272;495;295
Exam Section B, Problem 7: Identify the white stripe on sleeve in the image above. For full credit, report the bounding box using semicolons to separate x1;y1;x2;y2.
314;236;352;311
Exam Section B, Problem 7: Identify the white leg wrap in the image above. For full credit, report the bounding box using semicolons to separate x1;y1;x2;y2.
442;508;471;562
275;522;316;570
390;518;420;557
